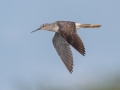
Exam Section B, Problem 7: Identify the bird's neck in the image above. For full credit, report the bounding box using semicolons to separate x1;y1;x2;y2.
46;23;59;32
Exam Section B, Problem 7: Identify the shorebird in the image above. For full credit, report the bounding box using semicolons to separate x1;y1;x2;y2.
31;21;101;73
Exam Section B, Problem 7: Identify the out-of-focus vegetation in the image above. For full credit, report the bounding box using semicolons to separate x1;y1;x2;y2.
14;73;120;90
89;77;120;90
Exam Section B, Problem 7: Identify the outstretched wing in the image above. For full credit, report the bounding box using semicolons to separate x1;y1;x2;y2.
52;32;74;73
68;33;85;56
55;21;85;56
61;33;85;56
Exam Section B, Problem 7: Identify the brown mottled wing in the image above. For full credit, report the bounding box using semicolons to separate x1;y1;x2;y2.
56;21;85;55
61;33;85;56
52;32;74;73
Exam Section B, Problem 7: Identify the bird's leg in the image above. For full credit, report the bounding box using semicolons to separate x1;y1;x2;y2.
80;24;101;28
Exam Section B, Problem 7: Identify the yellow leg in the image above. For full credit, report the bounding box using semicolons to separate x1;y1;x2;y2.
81;24;101;28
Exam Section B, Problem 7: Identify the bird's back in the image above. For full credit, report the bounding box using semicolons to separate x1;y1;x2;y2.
55;21;76;35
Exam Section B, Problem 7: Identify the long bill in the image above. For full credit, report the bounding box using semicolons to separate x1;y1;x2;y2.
31;28;40;33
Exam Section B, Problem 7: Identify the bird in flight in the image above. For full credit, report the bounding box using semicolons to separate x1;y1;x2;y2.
31;21;101;73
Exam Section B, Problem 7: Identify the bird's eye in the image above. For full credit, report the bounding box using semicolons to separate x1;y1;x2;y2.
41;25;44;28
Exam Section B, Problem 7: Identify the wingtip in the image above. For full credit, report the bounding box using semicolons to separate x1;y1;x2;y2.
68;68;73;74
83;53;86;56
70;70;73;74
81;51;86;56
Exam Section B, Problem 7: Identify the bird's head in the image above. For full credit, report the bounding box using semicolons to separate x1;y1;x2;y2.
31;23;50;33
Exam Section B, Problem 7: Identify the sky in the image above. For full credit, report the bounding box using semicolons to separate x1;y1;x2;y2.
0;0;120;90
